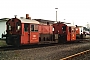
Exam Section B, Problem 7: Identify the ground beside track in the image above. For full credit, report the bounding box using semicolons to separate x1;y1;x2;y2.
0;40;7;47
0;40;90;60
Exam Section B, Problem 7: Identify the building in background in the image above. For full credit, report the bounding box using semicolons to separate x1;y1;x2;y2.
86;22;90;29
0;18;9;39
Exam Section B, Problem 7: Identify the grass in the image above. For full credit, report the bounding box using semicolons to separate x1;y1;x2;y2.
0;40;7;47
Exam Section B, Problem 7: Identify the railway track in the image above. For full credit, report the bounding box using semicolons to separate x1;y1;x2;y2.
0;45;19;51
0;39;90;60
60;49;90;60
0;39;89;51
0;43;82;51
0;43;60;51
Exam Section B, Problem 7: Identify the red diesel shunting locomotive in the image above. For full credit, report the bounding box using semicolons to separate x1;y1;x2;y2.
53;22;76;43
6;14;40;46
3;14;77;46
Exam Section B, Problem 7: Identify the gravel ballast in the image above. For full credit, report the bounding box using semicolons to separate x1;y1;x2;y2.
0;40;90;60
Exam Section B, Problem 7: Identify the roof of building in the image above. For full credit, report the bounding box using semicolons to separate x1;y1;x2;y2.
0;18;10;22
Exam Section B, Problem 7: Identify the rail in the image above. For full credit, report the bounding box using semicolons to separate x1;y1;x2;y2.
60;49;90;60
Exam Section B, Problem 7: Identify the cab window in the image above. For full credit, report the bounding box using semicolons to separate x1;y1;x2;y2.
34;25;38;31
31;24;38;32
71;28;76;32
72;28;74;32
16;22;21;31
62;26;66;31
69;27;71;32
24;24;29;32
31;25;34;31
7;23;11;30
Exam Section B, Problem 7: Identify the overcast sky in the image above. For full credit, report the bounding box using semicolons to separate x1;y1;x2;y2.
0;0;90;26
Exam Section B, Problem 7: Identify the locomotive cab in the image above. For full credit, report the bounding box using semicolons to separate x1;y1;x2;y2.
53;22;67;43
67;26;76;41
75;26;84;39
53;22;76;43
6;16;40;46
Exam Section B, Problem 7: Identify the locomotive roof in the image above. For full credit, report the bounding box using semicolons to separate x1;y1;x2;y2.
66;24;75;27
18;18;40;24
33;19;55;24
76;26;83;27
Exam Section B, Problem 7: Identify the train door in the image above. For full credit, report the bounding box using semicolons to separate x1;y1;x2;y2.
69;27;71;41
30;24;39;44
71;28;76;41
62;25;67;42
21;23;30;44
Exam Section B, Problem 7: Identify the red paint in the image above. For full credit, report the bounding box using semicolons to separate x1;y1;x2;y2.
21;24;29;44
53;23;76;42
39;25;53;34
21;24;39;44
30;32;39;44
75;27;80;34
53;23;67;34
6;17;78;46
6;18;21;35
